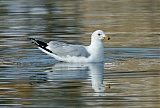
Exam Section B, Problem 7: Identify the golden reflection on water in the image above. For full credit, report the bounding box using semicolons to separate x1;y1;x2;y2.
0;0;160;107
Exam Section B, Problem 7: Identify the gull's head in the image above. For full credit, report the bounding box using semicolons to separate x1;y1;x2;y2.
91;30;110;42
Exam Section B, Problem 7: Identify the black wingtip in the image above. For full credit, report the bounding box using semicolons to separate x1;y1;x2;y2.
28;38;39;43
28;38;53;53
28;38;47;47
28;38;35;40
28;38;36;42
28;38;39;46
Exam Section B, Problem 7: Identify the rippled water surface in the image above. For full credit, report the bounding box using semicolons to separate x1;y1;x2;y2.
0;0;160;107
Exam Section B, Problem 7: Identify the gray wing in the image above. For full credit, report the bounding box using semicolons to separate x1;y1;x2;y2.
46;41;90;57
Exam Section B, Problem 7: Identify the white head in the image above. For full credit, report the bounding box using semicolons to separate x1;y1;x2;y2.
91;30;110;42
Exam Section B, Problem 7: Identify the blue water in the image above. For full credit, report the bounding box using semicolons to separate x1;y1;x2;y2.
0;0;160;107
106;48;160;59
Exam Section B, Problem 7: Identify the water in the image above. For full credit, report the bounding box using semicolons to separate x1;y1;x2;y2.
0;0;160;107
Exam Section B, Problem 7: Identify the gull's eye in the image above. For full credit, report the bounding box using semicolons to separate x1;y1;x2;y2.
98;33;101;36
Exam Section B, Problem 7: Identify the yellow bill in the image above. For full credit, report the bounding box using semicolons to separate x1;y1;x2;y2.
104;36;110;40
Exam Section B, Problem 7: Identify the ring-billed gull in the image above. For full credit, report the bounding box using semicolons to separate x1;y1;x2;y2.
28;30;110;62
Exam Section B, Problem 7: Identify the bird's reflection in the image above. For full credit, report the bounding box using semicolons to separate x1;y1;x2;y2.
31;62;106;92
88;63;106;92
44;62;107;92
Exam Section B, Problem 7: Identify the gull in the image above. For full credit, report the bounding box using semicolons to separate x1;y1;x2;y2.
28;30;110;62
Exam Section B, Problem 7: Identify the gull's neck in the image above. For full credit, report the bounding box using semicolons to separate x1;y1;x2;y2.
90;39;104;48
87;40;104;62
88;40;104;53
